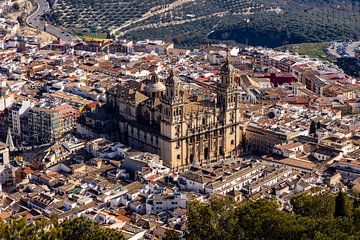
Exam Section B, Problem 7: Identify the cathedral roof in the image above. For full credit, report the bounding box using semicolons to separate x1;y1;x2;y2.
131;92;149;103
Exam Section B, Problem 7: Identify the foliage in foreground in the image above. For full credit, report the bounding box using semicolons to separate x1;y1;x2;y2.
185;192;360;240
0;216;124;240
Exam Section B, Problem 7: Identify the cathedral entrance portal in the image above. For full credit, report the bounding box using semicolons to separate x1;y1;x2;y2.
204;147;209;160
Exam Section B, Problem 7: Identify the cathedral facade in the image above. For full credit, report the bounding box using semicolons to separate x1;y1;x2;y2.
107;60;244;170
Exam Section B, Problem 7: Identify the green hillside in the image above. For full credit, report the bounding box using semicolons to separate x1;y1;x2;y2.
48;0;360;47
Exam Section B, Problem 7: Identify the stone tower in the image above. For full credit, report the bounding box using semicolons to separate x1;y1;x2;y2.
6;128;15;152
160;70;185;168
217;55;242;158
217;55;239;111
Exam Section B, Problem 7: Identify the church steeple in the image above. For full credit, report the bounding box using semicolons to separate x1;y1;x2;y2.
161;69;185;126
163;69;183;105
166;69;177;87
220;53;235;89
6;128;15;152
217;53;239;110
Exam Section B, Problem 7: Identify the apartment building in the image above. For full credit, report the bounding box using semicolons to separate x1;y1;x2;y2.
7;100;31;142
26;107;62;143
244;123;306;155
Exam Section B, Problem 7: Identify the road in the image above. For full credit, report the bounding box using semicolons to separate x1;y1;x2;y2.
26;0;73;43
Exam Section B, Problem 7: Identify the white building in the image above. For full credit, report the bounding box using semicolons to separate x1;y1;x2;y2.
8;100;31;137
0;142;14;189
151;192;187;213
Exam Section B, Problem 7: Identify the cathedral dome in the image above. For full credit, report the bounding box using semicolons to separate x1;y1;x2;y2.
145;73;166;93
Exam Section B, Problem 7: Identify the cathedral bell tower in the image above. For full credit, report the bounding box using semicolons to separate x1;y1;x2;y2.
216;54;242;159
160;69;185;169
161;69;184;124
217;54;239;111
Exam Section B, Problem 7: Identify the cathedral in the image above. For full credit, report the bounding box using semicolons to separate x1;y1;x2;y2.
107;59;244;170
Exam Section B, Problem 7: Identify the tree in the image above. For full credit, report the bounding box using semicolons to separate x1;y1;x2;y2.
186;194;360;239
353;207;360;231
91;24;97;34
12;3;20;11
334;191;352;218
57;217;124;240
186;197;240;240
291;193;335;218
310;120;317;135
317;121;321;129
16;16;24;26
0;217;124;240
106;30;112;39
164;229;181;240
